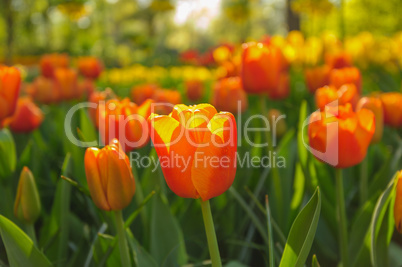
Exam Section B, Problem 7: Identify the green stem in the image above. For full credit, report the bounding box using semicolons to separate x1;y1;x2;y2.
360;156;368;205
26;224;37;246
200;200;222;267
265;196;275;267
259;97;273;153
335;169;349;266
114;210;131;267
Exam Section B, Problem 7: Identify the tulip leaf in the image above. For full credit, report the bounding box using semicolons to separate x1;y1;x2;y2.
297;100;308;169
370;172;398;267
0;128;17;179
0;215;52;267
127;231;158;267
279;187;321;267
287;162;305;232
79;108;98;146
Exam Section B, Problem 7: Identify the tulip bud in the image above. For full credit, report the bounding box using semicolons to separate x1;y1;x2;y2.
394;171;402;233
84;139;136;211
14;167;41;224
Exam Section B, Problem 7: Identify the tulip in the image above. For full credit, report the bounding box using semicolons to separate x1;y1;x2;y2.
380;92;402;128
356;96;383;143
315;86;338;111
325;51;352;69
149;103;237;201
78;79;96;99
268;109;287;138
185;79;204;102
77;57;103;79
241;42;282;94
131;84;158;105
88;88;116;126
0;66;21;122
211;77;248;114
152;89;182;115
40;53;69;78
97;98;153;151
305;65;331;94
84;139;136;211
2;97;44;133
54;68;80;100
394;171;402;233
308;103;375;168
14;167;41;224
267;72;290;100
329;67;362;92
315;84;359;111
26;76;61;104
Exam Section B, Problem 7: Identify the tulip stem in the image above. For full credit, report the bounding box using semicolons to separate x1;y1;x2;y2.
360;156;368;205
200;200;222;267
114;210;131;267
26;224;37;246
335;169;349;267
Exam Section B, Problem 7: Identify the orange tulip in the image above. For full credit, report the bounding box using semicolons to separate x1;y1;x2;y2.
88;89;116;126
308;103;375;168
315;86;338;111
152;89;182;115
211;77;248;114
268;72;290;100
131;84;158;105
84;139;135;211
315;84;359;111
394;171;402;233
27;76;61;104
54;68;80;100
97;98;153;151
356;96;383;143
305;65;331;94
0;66;21;122
149;104;237;201
77;57;103;79
40;53;69;78
241;42;282;94
329;67;362;92
325;51;352;69
380;92;402;128
78;79;96;99
185;79;204;102
2;97;43;133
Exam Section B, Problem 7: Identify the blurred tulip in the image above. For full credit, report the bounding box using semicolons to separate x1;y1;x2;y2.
97;98;153;151
315;86;338;111
394;171;402;233
54;68;80;100
77;57;103;79
27;76;61;104
211;76;248;114
329;67;362;92
337;83;360;109
14;167;41;224
2;97;43;133
380;92;402;128
241;42;282;94
325;51;352;69
84;139;135;211
149;104;237;200
152;89;182;114
268;109;287;138
0;66;21;122
268;72;290;100
356;96;383;143
78;79;96;99
88;88;116;126
40;53;69;78
131;84;158;105
305;65;331;94
308;103;375;168
213;46;232;63
185;79;204;102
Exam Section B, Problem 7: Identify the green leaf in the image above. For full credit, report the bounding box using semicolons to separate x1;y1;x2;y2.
297;100;308;169
126;231;158;267
312;254;320;267
0;215;52;267
79;108;97;144
287;163;305;231
370;172;398;267
0;128;17;179
279;187;321;267
150;193;187;266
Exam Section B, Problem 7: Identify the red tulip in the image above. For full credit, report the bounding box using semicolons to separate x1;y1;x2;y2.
0;66;21;122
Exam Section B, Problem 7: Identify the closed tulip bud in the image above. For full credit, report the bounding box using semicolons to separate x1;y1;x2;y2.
84;139;136;211
185;79;204;102
268;109;287;138
305;65;331;94
356;96;383;143
54;68;80;100
380;92;402;128
77;57;103;80
97;98;153;151
394;171;402;233
14;167;41;224
241;42;282;94
329;67;362;92
40;53;69;78
308;104;375;168
211;77;248;114
2;97;44;133
0;66;21;122
149;104;237;201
